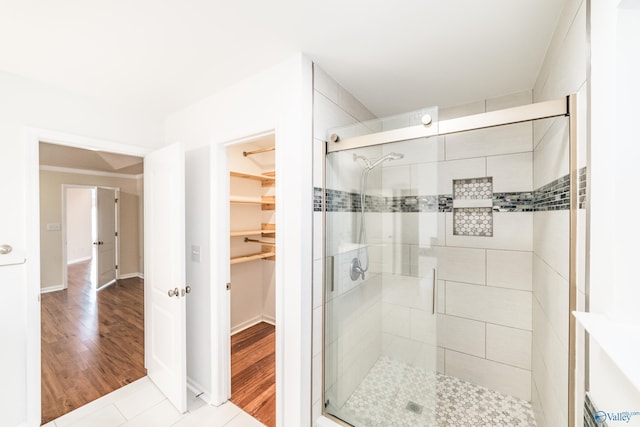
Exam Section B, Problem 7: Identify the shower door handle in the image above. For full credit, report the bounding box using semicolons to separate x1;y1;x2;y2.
432;268;436;315
329;255;335;293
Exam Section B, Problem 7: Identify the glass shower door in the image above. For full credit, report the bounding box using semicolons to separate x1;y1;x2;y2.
324;134;439;427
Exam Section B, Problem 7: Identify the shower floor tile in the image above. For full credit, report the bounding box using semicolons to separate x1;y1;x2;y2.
340;356;536;427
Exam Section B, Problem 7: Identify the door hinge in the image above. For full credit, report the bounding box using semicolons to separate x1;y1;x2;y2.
226;282;231;290
115;198;119;203
115;264;118;270
115;231;118;237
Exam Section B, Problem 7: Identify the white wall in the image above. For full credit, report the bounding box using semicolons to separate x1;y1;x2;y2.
588;0;640;423
166;54;313;427
0;70;163;427
65;188;93;264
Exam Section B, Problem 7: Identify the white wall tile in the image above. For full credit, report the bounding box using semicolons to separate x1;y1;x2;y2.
383;136;444;167
381;273;429;310
486;250;532;291
337;85;376;123
313;92;359;141
437;314;486;358
446;281;532;330
486;91;532;112
438;157;486;194
382;302;411;339
446;212;533;251
533;117;569;188
487;152;533;193
410;161;438;196
437;280;446;313
445;350;531;401
532;299;568;418
532;255;569;349
445;122;532;161
313;65;339;103
380;164;412;196
486;324;532;370
439;100;486;121
437;346;445;374
436;246;485;285
533;210;569;280
531;338;568;427
410;308;437;346
380;212;419;245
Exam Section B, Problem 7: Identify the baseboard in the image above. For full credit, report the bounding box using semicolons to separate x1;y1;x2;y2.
231;315;275;335
262;314;276;326
119;272;144;280
187;378;212;405
67;256;92;265
41;284;65;294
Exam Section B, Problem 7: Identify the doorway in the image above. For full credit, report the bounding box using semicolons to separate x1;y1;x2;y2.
227;135;276;427
38;141;145;423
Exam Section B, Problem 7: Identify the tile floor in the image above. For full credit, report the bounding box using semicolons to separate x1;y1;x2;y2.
41;377;265;427
338;356;536;427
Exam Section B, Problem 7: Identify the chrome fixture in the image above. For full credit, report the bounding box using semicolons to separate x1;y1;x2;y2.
350;152;404;281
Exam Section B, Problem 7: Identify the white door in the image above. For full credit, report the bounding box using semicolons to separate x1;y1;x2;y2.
95;187;117;289
144;143;187;413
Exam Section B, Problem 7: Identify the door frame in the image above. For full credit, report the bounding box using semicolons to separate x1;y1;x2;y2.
61;184;121;290
26;127;150;425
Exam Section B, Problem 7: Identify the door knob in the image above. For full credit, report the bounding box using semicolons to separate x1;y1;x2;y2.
167;288;179;298
0;244;13;255
181;286;192;297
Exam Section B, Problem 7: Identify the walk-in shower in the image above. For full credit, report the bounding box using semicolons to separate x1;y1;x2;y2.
350;152;404;281
321;97;578;427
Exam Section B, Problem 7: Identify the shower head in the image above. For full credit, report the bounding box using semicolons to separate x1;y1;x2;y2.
353;152;404;170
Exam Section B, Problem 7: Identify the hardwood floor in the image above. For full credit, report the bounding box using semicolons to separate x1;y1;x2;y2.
230;322;276;427
41;260;145;424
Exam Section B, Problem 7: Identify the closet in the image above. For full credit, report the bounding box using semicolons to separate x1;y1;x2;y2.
227;136;276;427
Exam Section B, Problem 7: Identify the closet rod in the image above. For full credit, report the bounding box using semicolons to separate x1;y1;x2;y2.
243;146;275;157
244;237;275;246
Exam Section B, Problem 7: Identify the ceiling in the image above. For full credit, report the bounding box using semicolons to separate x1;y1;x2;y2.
40;142;143;175
0;1;564;118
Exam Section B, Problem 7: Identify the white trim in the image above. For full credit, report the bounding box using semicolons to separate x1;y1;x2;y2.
119;272;144;280
40;284;65;294
230;316;275;336
67;256;92;265
41;164;142;180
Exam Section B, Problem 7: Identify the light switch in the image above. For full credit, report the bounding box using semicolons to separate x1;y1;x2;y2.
191;245;200;263
47;223;61;231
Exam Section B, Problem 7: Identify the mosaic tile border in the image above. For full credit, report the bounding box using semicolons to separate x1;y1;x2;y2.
314;167;587;213
584;392;608;427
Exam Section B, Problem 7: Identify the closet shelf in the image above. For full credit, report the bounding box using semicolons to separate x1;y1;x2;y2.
230;251;276;265
230;171;275;187
230;196;275;207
